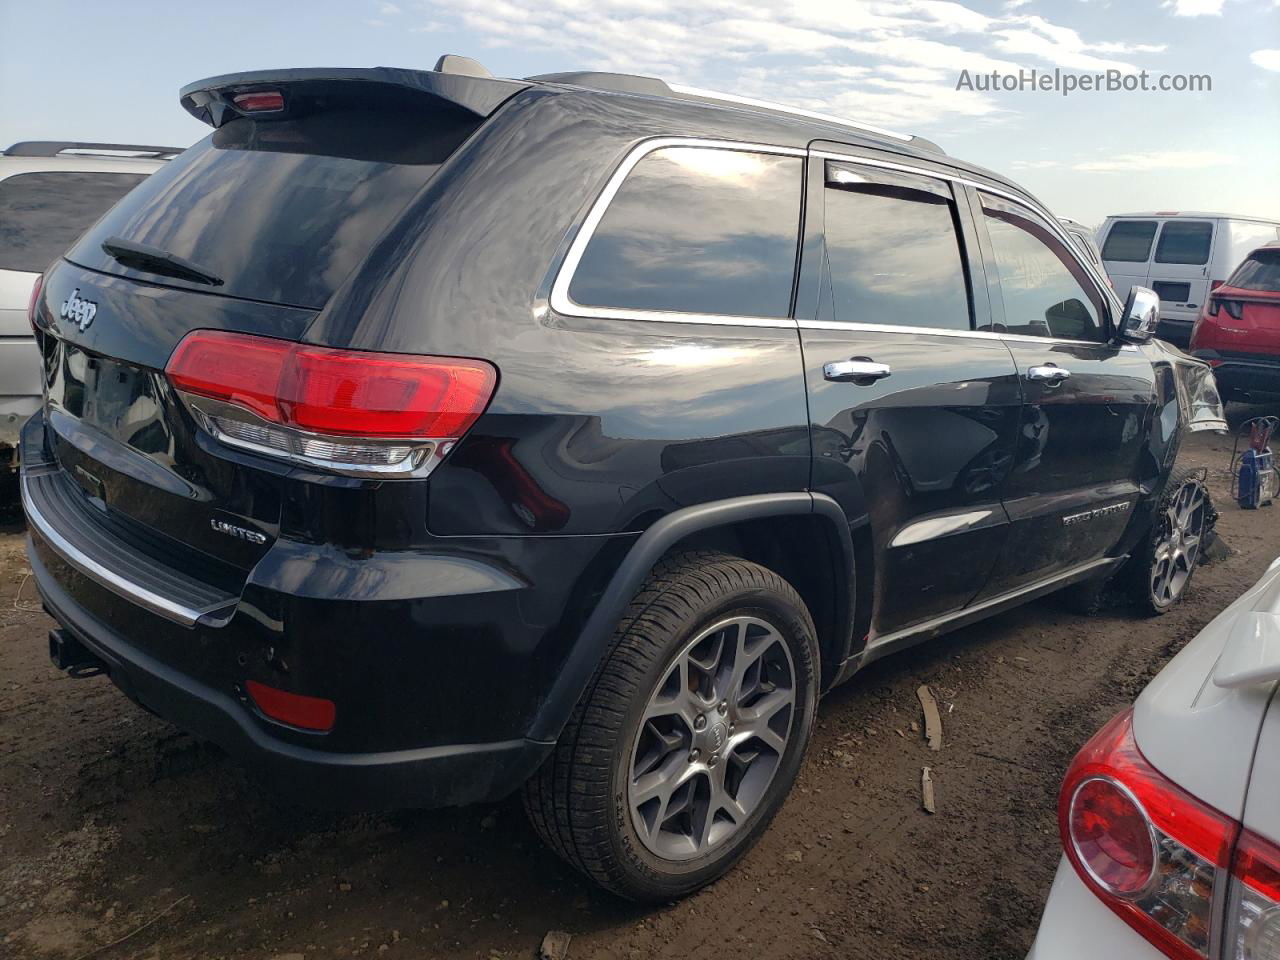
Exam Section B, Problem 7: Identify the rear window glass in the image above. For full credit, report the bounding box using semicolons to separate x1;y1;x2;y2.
1227;249;1280;292
0;171;147;273
66;102;479;309
1101;220;1157;262
823;164;970;331
1155;221;1213;265
567;146;802;318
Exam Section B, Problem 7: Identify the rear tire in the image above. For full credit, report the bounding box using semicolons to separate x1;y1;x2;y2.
523;550;819;902
1126;466;1212;616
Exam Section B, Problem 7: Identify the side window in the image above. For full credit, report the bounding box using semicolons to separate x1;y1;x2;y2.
0;171;148;273
822;164;971;331
980;193;1106;342
1101;220;1157;263
1154;221;1213;265
567;146;802;318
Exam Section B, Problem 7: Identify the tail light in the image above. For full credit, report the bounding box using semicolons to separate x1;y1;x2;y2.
1207;296;1245;321
27;274;44;334
166;330;497;478
1226;831;1280;959
232;91;284;112
1061;709;1236;959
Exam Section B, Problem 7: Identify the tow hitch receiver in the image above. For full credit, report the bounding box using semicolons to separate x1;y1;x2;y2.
48;629;106;678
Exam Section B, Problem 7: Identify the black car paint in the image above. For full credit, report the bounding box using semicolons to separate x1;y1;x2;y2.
25;72;1201;809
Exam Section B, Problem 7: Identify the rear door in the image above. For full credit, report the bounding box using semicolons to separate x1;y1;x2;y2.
969;190;1156;598
1100;217;1158;303
799;148;1023;640
1148;219;1216;323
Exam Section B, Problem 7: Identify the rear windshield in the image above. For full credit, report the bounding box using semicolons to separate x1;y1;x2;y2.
0;171;147;273
1227;249;1280;292
1101;220;1157;262
66;100;479;309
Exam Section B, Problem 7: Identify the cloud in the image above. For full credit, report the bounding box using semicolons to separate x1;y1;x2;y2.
1162;0;1225;14
377;1;401;13
1252;49;1280;71
992;15;1139;72
411;0;1168;131
1073;150;1234;173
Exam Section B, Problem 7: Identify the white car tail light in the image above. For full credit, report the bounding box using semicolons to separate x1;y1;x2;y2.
166;329;497;478
1226;830;1280;959
1061;709;1236;959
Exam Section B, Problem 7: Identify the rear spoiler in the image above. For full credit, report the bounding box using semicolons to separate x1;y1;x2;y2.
179;67;530;128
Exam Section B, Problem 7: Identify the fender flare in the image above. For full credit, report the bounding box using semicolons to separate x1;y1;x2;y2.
527;492;855;743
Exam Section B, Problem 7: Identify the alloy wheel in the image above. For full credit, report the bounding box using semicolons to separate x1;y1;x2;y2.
627;616;796;861
1150;479;1207;607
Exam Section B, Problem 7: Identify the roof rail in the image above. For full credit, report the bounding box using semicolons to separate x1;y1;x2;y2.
668;85;918;146
522;68;941;153
3;141;184;159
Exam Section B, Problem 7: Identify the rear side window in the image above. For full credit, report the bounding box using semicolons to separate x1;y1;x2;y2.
981;193;1106;342
67;99;481;309
822;163;970;331
1227;249;1280;292
567;146;802;318
0;171;147;273
1154;221;1213;265
1101;220;1157;262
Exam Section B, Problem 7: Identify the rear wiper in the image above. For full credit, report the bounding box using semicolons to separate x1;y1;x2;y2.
100;236;224;287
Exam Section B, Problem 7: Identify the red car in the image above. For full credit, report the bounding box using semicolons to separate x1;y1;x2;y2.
1191;241;1280;401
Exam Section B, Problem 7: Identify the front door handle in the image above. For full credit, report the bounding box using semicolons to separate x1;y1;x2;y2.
824;358;892;383
1027;364;1071;383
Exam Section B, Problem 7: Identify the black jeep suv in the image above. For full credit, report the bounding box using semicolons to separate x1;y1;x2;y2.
23;56;1226;901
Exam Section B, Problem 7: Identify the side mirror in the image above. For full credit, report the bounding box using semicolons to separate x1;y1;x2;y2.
1118;286;1160;343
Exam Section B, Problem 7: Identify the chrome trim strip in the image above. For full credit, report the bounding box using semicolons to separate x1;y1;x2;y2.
668;84;914;143
21;473;207;627
815;150;1122;310
890;509;997;548
549;137;805;329
797;319;1139;350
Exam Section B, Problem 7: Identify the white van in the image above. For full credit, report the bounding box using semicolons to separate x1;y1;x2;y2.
1098;212;1280;344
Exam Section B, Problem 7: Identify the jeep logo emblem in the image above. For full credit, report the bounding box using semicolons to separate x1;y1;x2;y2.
59;288;98;332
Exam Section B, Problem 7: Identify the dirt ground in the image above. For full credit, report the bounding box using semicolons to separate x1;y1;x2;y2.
3;404;1279;960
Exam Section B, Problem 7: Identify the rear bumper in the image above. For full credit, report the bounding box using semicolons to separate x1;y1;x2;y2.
1194;352;1280;398
30;540;552;809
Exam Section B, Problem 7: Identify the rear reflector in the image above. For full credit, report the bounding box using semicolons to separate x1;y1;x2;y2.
245;679;335;732
232;91;285;112
166;330;497;477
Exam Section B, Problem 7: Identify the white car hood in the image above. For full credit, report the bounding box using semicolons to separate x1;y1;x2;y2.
1133;557;1280;821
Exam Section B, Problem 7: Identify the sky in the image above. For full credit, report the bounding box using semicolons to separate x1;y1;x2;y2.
1;0;1277;227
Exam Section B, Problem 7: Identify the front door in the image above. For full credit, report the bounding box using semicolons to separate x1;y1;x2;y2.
969;190;1156;599
799;152;1023;640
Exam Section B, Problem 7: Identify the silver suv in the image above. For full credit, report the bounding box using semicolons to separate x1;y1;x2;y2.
0;142;180;485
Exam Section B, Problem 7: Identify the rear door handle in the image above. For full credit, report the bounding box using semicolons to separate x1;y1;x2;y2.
1027;364;1071;383
823;359;892;383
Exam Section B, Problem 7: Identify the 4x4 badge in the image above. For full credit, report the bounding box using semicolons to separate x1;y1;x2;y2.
59;288;98;332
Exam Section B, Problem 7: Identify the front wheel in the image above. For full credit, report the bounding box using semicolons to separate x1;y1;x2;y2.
1128;467;1212;615
523;551;819;901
